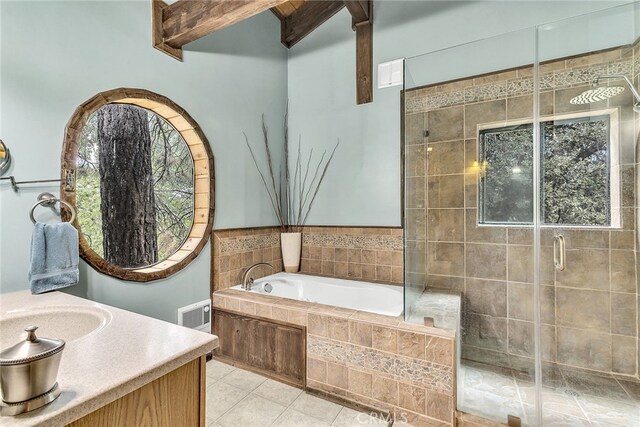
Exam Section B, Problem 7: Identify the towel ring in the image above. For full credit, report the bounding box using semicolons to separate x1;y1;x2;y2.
30;192;76;224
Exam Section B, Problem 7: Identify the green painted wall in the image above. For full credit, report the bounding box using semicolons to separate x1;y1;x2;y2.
0;1;288;322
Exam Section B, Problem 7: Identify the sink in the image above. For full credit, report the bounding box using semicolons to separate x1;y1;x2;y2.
0;306;111;349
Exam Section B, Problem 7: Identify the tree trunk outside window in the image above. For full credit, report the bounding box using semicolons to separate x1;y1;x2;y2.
97;104;158;267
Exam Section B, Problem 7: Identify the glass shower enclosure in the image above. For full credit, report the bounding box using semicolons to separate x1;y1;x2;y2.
403;3;640;425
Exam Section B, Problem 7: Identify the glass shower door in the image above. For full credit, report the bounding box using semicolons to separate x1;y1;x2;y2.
403;3;640;425
536;4;640;425
403;28;541;426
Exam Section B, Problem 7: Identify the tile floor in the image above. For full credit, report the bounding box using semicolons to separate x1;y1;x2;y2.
458;360;640;426
205;358;389;427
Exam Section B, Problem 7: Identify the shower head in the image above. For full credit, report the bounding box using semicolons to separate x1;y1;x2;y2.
569;74;640;113
569;86;625;105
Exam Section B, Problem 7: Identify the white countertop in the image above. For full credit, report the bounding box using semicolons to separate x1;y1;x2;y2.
0;291;218;426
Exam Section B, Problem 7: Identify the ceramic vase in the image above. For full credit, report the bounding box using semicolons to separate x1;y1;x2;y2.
280;232;302;273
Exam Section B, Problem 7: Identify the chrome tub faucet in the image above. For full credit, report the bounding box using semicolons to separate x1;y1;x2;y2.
241;263;274;291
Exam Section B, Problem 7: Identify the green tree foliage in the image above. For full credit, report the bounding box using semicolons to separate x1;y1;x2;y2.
542;118;609;225
480;116;610;226
77;106;194;265
480;126;534;223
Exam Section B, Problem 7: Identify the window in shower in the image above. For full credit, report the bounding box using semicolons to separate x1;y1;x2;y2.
478;111;619;227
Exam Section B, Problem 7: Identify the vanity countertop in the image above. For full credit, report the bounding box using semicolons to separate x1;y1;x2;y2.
0;290;218;426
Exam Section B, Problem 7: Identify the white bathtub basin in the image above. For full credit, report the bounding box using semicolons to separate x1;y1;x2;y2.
0;306;112;349
232;272;404;317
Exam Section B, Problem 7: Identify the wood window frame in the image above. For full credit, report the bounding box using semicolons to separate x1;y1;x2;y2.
61;88;215;282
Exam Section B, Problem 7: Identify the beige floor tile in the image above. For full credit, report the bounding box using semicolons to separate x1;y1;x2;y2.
220;368;267;392
618;379;640;401
205;362;385;427
217;393;286;427
522;404;591;427
253;379;303;407
516;381;586;419
206;374;218;389
207;359;236;381
290;393;343;424
205;381;249;423
459;360;640;427
331;407;388;426
562;369;630;402
272;408;332;427
576;395;640;426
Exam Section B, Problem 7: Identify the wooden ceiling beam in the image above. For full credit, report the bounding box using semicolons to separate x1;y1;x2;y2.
154;0;290;59
354;20;372;104
345;0;373;104
153;0;183;61
344;0;371;28
281;0;345;48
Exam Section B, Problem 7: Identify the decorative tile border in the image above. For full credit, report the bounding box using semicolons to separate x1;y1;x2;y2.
464;83;507;104
406;56;634;113
406;89;465;112
302;233;403;251
308;335;453;395
506;78;534;97
395;353;453;393
219;234;280;255
309;335;396;376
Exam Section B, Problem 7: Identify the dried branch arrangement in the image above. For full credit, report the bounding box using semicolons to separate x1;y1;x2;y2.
244;112;339;233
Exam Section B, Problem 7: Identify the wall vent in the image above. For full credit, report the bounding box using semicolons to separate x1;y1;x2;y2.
178;299;211;332
378;58;403;88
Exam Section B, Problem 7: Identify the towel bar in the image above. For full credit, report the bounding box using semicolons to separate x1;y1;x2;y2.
30;193;76;224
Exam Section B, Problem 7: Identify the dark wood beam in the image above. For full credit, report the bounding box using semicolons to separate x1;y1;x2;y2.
345;0;372;104
281;0;345;48
159;0;289;51
152;0;183;61
344;0;371;28
270;7;286;20
355;21;372;104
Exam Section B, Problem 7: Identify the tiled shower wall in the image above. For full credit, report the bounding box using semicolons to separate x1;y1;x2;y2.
212;227;403;292
405;45;639;377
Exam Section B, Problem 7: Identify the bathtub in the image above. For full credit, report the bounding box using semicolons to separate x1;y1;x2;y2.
231;272;403;317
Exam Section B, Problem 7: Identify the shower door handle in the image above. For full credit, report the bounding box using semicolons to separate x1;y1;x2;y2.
554;234;566;271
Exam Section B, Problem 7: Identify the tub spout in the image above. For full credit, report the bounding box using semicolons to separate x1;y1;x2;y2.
241;263;274;291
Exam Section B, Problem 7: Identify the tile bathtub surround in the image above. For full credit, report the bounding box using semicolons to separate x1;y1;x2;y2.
299;227;404;285
212;289;457;426
212;226;403;292
405;45;640;377
212;227;284;291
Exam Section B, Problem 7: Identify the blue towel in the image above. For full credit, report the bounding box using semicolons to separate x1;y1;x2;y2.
29;222;79;294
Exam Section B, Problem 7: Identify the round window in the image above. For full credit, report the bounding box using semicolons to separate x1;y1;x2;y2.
61;88;214;282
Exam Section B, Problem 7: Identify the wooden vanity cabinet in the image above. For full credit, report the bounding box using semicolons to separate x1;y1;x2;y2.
67;356;206;427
